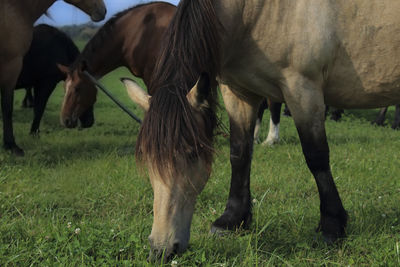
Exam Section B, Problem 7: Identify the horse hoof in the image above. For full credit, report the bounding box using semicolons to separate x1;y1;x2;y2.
10;147;25;156
262;138;279;146
12;147;24;157
30;130;40;137
4;143;25;156
210;225;231;236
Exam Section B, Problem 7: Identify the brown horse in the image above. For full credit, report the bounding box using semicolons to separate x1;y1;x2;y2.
0;0;106;156
123;0;400;259
59;2;176;128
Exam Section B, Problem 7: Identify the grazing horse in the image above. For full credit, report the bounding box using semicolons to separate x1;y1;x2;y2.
16;24;93;135
0;0;106;156
59;2;176;128
123;0;400;259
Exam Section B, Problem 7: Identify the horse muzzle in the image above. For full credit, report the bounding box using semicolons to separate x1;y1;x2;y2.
61;116;78;128
90;6;106;22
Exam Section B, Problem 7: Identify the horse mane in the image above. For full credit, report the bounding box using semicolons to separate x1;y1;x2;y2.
136;0;221;181
71;2;175;71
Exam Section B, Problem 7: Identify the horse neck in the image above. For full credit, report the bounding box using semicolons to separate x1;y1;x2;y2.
79;37;125;79
27;0;56;23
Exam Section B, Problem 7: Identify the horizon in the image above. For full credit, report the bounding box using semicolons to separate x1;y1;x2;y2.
36;0;180;26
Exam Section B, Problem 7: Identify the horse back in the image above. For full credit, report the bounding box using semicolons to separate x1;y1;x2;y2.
16;24;79;88
218;0;400;108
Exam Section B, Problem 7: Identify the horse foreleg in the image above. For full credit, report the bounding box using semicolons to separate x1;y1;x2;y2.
0;57;24;156
254;98;268;144
391;104;400;130
374;107;388;126
263;99;282;146
329;107;344;121
282;70;347;243
211;84;261;233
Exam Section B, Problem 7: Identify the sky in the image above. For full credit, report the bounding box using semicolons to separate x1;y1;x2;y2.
36;0;180;26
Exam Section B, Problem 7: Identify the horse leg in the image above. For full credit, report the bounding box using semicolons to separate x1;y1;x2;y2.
391;104;400;130
254;98;268;144
374;107;388;126
211;84;261;233
283;104;291;116
330;108;344;121
30;81;57;135
0;57;24;156
22;87;34;108
263;99;282;146
282;70;347;242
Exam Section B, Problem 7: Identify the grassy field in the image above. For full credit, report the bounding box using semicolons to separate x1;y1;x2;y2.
1;63;400;265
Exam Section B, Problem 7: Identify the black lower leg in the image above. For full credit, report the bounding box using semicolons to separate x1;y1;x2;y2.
212;122;253;231
268;100;282;125
1;87;23;155
392;105;400;129
374;107;388;126
298;127;347;242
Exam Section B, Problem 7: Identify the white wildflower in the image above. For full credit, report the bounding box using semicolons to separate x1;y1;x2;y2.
74;228;81;235
67;222;72;229
171;260;178;266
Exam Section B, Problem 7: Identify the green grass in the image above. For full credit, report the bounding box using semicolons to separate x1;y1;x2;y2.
1;66;400;266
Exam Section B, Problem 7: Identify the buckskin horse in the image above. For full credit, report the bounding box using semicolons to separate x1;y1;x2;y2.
122;0;400;259
0;0;106;156
59;2;176;128
16;24;94;135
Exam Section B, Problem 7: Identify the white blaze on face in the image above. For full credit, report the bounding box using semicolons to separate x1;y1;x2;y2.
61;78;73;120
264;118;280;146
147;158;210;258
65;79;72;95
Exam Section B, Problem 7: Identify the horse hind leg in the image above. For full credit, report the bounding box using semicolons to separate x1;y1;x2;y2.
263;99;282;146
211;84;261;233
281;70;347;243
0;57;24;156
22;87;34;108
254;98;268;144
30;81;57;135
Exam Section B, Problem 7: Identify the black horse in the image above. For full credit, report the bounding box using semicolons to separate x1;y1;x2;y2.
15;24;94;135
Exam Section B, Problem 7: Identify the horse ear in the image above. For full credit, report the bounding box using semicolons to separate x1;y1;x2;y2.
121;78;151;111
187;73;210;109
57;63;70;76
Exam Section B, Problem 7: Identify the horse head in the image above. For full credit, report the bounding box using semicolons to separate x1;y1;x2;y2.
122;74;215;260
58;63;96;128
64;0;106;22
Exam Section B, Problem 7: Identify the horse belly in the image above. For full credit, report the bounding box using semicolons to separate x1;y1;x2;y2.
326;0;400;108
